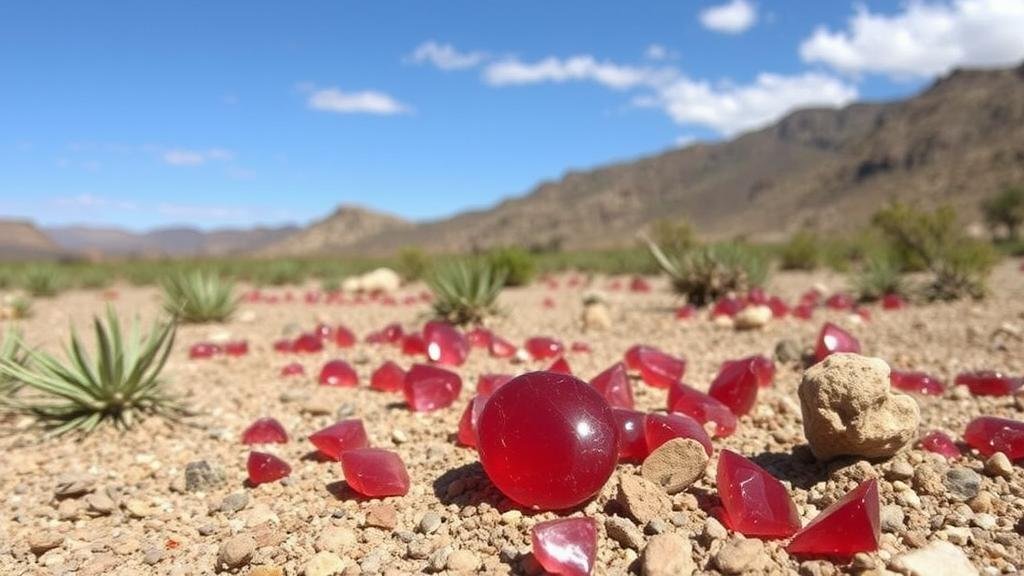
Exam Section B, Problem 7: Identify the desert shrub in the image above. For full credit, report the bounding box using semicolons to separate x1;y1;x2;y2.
645;238;768;306
0;308;179;434
925;238;998;301
397;248;431;281
650;218;696;254
320;276;342;293
77;268;112;290
779;231;821;270
3;295;32;320
23;267;65;298
485;247;536;287
257;261;305;286
427;260;506;325
161;270;237;323
854;253;907;302
982;186;1024;241
0;328;27;395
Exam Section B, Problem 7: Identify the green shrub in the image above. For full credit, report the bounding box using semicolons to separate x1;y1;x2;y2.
485;247;536;287
925;239;998;301
162;271;237;323
397;248;431;281
427;260;506;325
0;307;179;434
779;231;821;270
257;261;305;286
982;186;1024;241
650;218;696;254
0;328;27;395
645;238;768;306
854;253;907;302
77;269;112;290
5;295;32;319
23;267;64;298
320;276;342;293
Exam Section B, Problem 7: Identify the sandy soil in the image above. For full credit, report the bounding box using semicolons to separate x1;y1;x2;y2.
1;263;1022;575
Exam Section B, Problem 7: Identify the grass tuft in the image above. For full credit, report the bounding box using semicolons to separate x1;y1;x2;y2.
162;271;238;323
427;260;506;325
644;237;768;306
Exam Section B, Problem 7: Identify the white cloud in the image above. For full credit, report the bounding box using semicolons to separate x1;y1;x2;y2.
307;87;412;115
800;0;1024;79
483;55;674;90
700;0;758;34
645;44;669;61
52;194;137;210
408;41;488;70
162;148;234;166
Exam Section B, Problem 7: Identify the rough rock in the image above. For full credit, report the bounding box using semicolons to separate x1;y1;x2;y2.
641;438;709;494
217;534;255;570
582;302;613;331
304;551;347;576
892;540;979;576
604;516;645;550
714;538;765;574
617;474;671;524
641;533;695;576
944;468;981;501
185;460;225;492
734;305;771;330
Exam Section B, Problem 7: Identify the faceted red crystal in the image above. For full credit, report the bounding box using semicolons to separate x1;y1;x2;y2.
629;277;651;293
814;322;860;362
570;341;592;353
401;334;427;356
224;341;249;357
247;451;291;486
242;417;288;444
634;347;686;389
890;370;944;395
623;344;653;371
465;327;492;348
381;322;404;343
667;382;737;438
708;358;760;416
589;362;635;410
963;416;1024;459
308;419;369;460
477;373;513;395
477;372;618;510
403;364;462;412
645;412;713;456
675;304;696;319
457;394;490;448
711;297;744;318
319;360;358;387
792;304;814;320
189;342;220;359
292;332;324;353
334;326;357;348
489;335;517;358
612;408;648;461
919;430;960;459
280;362;305;377
881;293;906;310
548;356;572;375
787;479;880;557
825;292;855;310
340;448;411;497
524;337;565;360
425;321;470;366
531;517;598;576
767;296;789;318
370;361;406;392
716;450;800;538
747;287;768;305
273;339;293;353
955;371;1023;396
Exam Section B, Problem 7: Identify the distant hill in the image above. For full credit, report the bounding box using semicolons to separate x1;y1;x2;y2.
256;205;412;257
45;224;298;258
0;220;68;260
267;62;1024;256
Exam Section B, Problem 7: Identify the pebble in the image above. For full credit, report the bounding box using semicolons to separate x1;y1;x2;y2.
880;505;906;532
250;567;285;576
28;531;64;555
702;517;728;543
734;304;771;329
886;460;915;481
640;438;708;494
392;429;408;444
184;460;225;492
892;540;979;576
219;492;249;514
417;512;442;534
142;546;163;565
642;533;695;576
605;516;645;550
446;549;480;572
304;551;347;576
944;468;981;501
217;534;255;570
53;473;96;499
774;339;803;364
714;538;765;574
365;504;397;530
983;453;1012;478
315;526;357;553
617;474;671;524
85;491;116;516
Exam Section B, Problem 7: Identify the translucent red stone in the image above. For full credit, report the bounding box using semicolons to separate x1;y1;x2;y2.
381;322;404;343
489;335;517;358
788;479;880;557
711;297;744;318
403;364;462;412
589;362;635;409
747;287;768;305
963;416;1024;459
919;430;960;459
242;417;288;444
716;450;800;538
340;448;411;497
645;412;713;456
401;334;427;356
675;304;696;319
629;277;651;293
531;517;598;576
667;382;737;437
524;337;565;360
814;322;860;362
189;342;220;359
477;373;513;395
457;394;490;448
825;292;855;310
954;371;1023;396
280;362;305;377
370;361;406;392
792;304;814;320
548;357;572;375
425;321;470;366
333;326;356;348
890;370;944;395
570;341;592;353
767;296;789;318
708;358;760;416
465;327;492;348
273;339;293;353
612;408;648;461
632;347;686;389
881;293;906;310
292;332;324;353
476;372;618;510
308;419;369;460
247;451;291;486
319;359;358;387
224;341;249;356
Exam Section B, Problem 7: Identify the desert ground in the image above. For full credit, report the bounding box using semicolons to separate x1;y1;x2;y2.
1;262;1023;576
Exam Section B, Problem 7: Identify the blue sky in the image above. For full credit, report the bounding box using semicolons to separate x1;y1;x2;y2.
2;0;1023;230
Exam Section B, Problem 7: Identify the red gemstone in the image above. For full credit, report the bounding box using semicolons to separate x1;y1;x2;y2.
548;357;572;375
589;362;635;410
340;448;410;497
247;452;291;486
955;371;1023;397
457;394;490;448
381;323;404;343
645;412;713;456
425;321;470;366
716;450;800;538
542;297;556;308
489;335;517;358
825;292;855;310
570;341;592;353
531;517;598;576
524;337;564;360
890;370;944;395
629;277;651;293
881;293;906;310
634;347;686;389
787;479;880;557
308;419;369;460
711;297;745;318
792;304;814;320
964;416;1024;459
767;296;789;318
319;360;358;387
242;417;288;444
401;334;427;356
280;362;305;377
708;358;760;416
747;287;768;305
623;344;652;371
273;339;293;353
919;430;960;459
675;304;696;319
477;372;618;510
224;341;249;356
855;307;872;321
465;327;492;348
800;289;821;306
612;408;648;461
334;326;356;348
370;361;406;392
292;332;324;353
814;322;860;362
403;364;462;412
477;373;513;395
189;342;220;359
667;382;737;437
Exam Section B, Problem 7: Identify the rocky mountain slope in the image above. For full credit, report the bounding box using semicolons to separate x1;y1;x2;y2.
256;205;412;257
45;224;298;258
0;220;68;260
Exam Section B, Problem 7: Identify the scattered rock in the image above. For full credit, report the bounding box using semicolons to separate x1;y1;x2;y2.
315;526;356;553
142;546;163;565
641;438;709;494
342;267;401;293
85;491;116;516
582;302;613;331
417;512;442;534
734;305;771;330
714;538;765;574
798;353;919;461
617;474;671;524
250;567;285;576
53;473;95;499
216;534;255;571
983;452;1012;478
892;540;979;576
774;339;803;364
124;498;152;519
304;551;347;576
28;531;63;555
641;533;695;576
185;460;225;492
446;549;480;572
219;492;249;514
365;504;397;530
605;516;645;550
944;467;981;501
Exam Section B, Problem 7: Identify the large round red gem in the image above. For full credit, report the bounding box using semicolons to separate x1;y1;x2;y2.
476;371;618;510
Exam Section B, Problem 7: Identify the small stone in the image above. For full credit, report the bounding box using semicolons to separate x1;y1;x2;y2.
582;302;613;331
714;538;764;575
774;339;803;364
944;468;981;501
124;498;152;518
734;305;771;330
185;460;225;492
391;429;408;444
304;551;347;576
641;533;695;576
446;549;480;572
57;498;81;520
84;491;116;516
217;534;255;570
418;512;442;534
219;492;249;514
365;504;398;530
972;513;997;530
250;567;285;576
617;474;671;524
315;526;356;553
28;531;63;555
886;460;915;481
640;438;709;494
892;540;979;576
605;516;645;550
703;517;728;542
143;546;163;565
983;452;1012;477
880;505;905;532
53;473;95;499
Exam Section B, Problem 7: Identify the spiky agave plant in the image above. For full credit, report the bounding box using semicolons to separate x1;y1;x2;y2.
427;260;506;325
162;270;238;323
644;236;768;306
24;267;64;298
0;328;27;395
854;254;907;302
0;307;179;434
